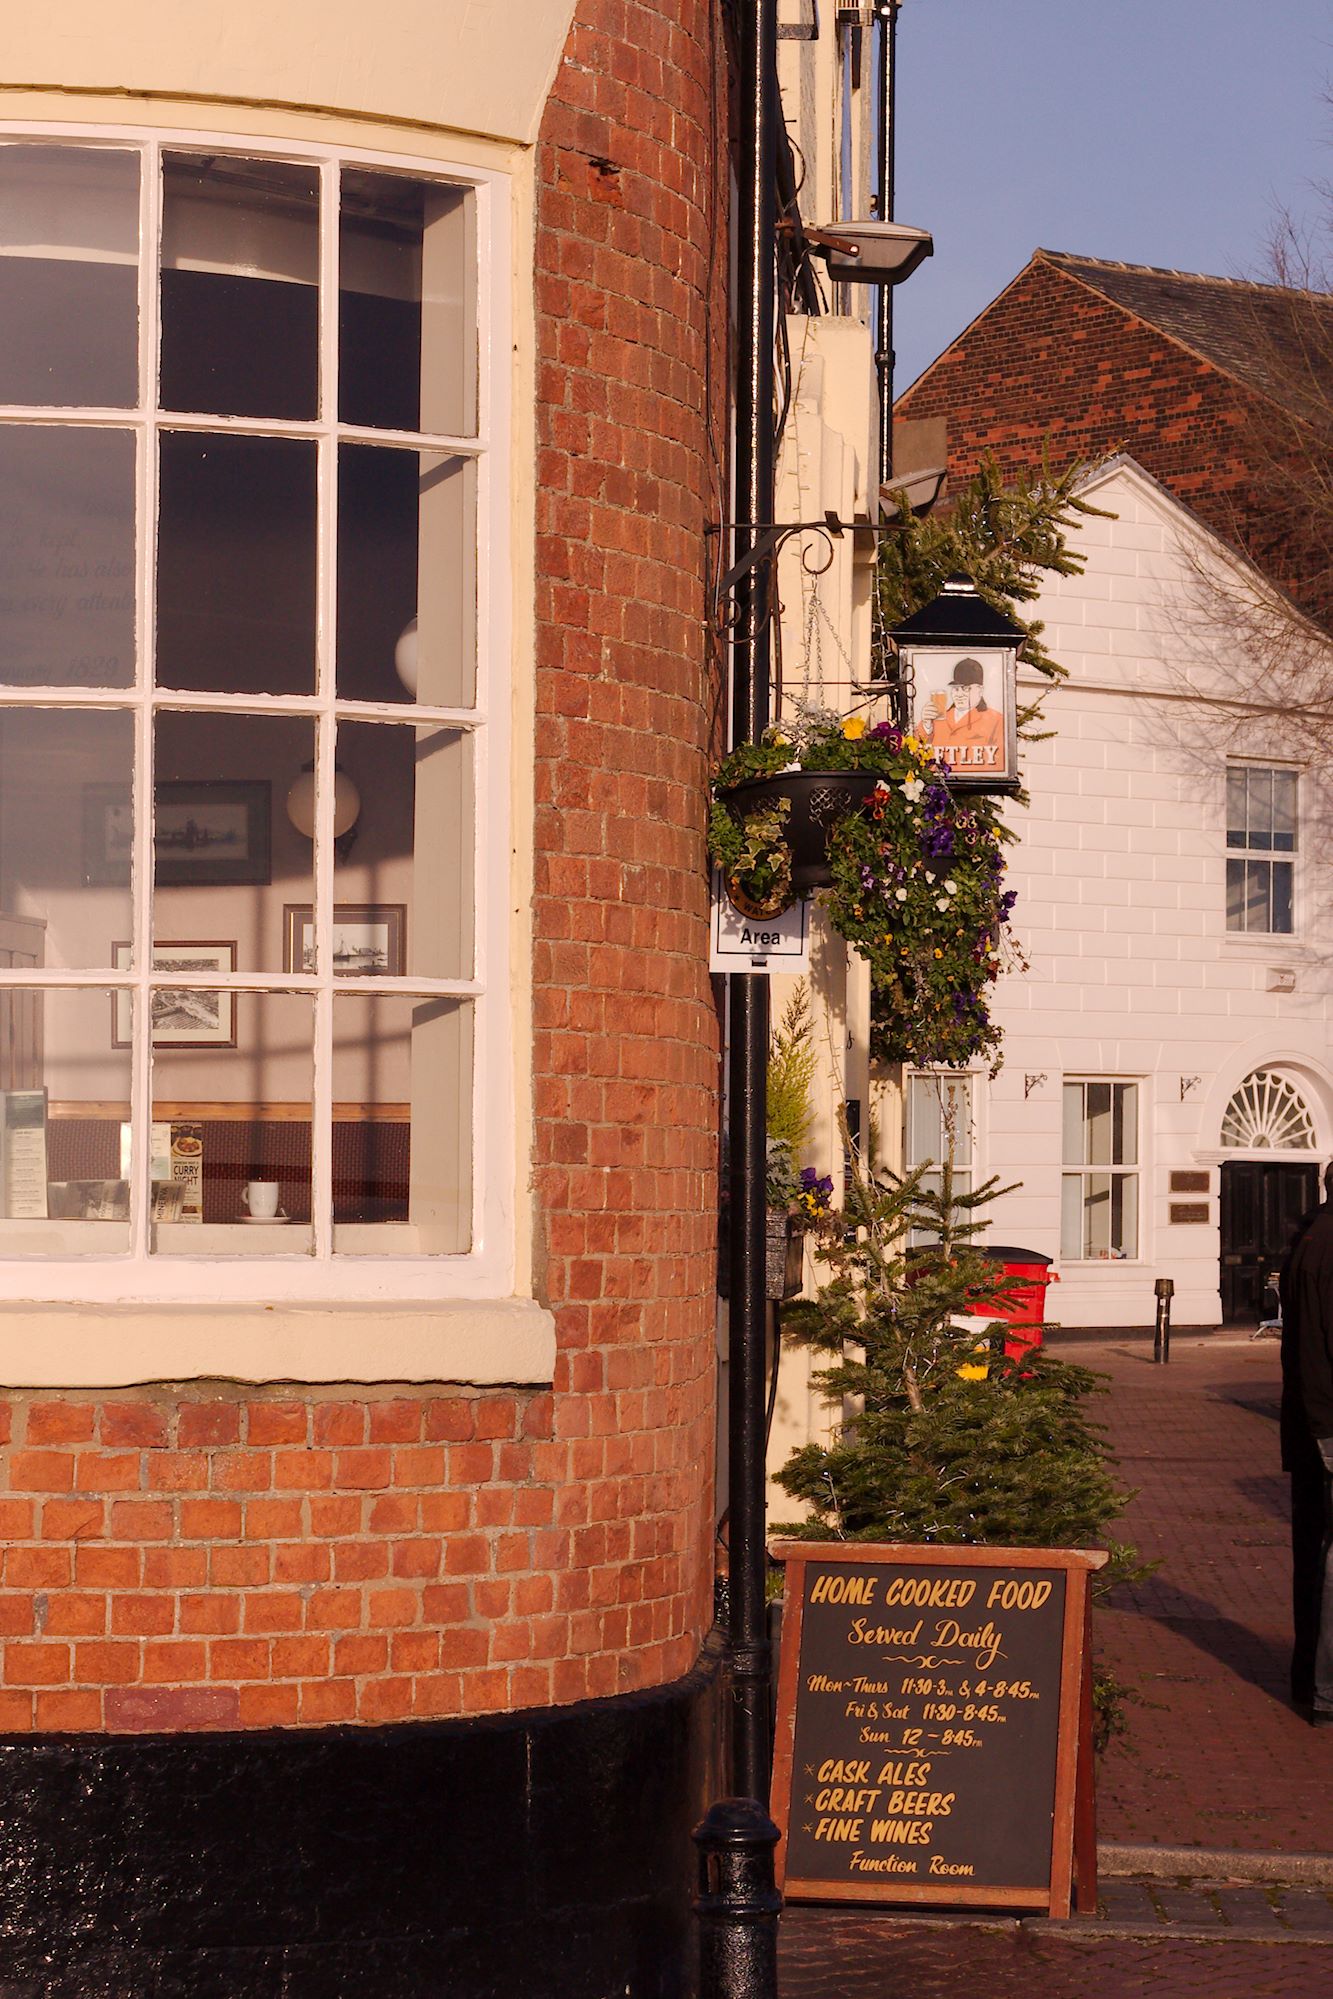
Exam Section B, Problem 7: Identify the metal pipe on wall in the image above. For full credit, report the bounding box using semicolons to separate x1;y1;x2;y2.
874;0;900;487
727;0;778;1807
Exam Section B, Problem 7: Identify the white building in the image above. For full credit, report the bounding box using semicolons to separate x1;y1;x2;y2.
957;456;1333;1328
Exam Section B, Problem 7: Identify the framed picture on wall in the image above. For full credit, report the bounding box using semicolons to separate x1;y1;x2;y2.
84;782;271;887
112;942;238;1048
283;904;406;978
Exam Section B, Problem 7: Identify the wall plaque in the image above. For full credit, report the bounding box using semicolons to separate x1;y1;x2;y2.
1169;1202;1209;1226
1169;1171;1209;1195
770;1542;1105;1916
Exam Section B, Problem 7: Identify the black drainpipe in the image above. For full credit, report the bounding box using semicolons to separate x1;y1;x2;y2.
874;0;899;487
727;0;778;1806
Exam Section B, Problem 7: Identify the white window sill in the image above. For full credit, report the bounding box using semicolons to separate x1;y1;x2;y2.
0;1298;556;1389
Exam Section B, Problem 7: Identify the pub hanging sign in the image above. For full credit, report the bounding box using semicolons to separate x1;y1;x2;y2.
890;574;1024;794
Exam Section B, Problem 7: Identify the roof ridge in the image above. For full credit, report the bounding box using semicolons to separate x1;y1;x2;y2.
1036;247;1333;303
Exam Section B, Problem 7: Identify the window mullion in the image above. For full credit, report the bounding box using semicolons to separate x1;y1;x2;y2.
129;137;161;1261
309;156;341;1260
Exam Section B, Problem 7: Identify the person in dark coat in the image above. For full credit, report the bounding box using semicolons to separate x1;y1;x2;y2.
1278;1162;1333;1723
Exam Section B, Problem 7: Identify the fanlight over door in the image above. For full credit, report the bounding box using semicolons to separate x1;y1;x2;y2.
1220;1069;1317;1152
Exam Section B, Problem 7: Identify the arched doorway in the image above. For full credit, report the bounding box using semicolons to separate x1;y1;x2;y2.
1219;1069;1320;1323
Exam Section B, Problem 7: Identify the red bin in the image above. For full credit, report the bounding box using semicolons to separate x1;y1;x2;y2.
975;1247;1055;1362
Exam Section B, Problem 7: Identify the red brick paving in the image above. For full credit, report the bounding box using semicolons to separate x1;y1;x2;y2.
1087;1332;1333;1856
776;1330;1333;1993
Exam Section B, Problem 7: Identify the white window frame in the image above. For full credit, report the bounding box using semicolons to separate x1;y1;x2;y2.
1061;1078;1141;1263
0;123;516;1309
1225;762;1298;938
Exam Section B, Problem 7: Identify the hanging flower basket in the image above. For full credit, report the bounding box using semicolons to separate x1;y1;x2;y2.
720;771;883;895
708;711;1022;1071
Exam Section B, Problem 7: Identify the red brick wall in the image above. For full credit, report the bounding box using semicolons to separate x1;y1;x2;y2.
0;0;725;1733
897;255;1263;546
528;0;725;1694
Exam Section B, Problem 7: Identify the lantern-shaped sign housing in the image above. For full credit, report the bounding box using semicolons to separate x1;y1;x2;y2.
889;574;1025;793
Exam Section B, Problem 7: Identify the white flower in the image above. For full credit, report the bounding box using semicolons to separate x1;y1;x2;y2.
945;880;958;897
895;887;908;902
902;776;924;803
924;870;935;884
936;897;949;912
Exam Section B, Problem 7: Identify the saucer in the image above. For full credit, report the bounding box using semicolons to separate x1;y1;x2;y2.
239;1212;290;1225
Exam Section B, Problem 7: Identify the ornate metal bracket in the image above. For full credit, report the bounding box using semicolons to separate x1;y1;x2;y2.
708;511;905;623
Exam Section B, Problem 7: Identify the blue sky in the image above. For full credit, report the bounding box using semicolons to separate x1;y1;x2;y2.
892;0;1333;392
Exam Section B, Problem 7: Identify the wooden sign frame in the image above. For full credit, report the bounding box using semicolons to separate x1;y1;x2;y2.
770;1542;1107;1918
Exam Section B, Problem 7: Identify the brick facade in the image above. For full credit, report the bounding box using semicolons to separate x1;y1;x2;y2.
897;254;1263;547
0;0;725;1732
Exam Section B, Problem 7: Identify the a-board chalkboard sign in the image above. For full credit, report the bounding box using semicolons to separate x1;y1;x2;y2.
770;1542;1106;1916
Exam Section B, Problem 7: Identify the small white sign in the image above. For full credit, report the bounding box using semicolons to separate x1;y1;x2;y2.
709;872;811;973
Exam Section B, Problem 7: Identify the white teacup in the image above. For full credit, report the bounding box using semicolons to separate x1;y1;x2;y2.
243;1180;281;1219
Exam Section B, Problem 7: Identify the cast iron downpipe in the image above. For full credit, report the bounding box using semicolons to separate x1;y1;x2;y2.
727;0;778;1808
874;0;900;487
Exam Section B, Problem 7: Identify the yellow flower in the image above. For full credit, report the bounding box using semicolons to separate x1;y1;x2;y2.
934;949;944;960
904;735;918;753
842;716;866;740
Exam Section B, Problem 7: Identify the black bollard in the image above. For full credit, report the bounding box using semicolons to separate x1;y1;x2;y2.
1153;1276;1174;1364
693;1797;782;1999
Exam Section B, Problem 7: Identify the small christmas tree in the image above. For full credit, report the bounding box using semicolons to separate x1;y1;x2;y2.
775;1159;1134;1572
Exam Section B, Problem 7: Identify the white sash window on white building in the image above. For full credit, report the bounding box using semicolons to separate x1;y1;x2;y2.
1226;764;1296;934
1061;1080;1139;1261
0;134;510;1303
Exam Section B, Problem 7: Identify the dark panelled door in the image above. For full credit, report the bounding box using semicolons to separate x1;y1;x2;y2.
1219;1159;1319;1323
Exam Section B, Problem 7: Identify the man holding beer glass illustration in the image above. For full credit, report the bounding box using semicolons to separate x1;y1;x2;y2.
917;655;1004;773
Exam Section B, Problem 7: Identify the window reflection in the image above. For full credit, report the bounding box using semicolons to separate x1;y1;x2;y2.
0;145;139;408
332;994;471;1253
0;987;133;1251
334;721;472;980
161;154;319;420
339;171;475;435
337;445;476;704
157;433;316;695
0;426;136;687
0;708;134;960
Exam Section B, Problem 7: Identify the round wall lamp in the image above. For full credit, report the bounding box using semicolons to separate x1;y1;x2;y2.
394;617;419;698
285;761;361;861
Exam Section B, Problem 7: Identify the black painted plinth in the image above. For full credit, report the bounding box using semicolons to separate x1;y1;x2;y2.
0;1635;725;1999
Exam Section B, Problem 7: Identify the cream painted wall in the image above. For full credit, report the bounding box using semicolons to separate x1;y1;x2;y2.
0;3;577;149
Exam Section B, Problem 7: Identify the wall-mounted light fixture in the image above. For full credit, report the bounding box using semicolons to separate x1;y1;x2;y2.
394;617;419;698
285;761;361;863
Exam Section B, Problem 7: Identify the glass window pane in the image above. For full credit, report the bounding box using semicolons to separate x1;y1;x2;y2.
1272;860;1294;933
151;991;312;1254
1272;773;1297;852
1060;1172;1083;1259
1226;858;1246;930
1225;768;1246;847
1113;1174;1139;1258
0;709;134;965
1083;1172;1112;1257
333;995;471;1254
0;145;139;407
1247;768;1273;847
161;153;318;421
0;987;133;1252
338;445;476;707
1245;859;1270;933
154;712;313;975
1085;1082;1112;1165
333;722;472;980
156;432;316;695
0;426;136;687
339;171;476;435
1062;1083;1083;1167
1112;1083;1137;1167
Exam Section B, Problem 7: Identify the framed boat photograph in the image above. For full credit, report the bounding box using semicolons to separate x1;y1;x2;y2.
112;941;238;1048
283;904;406;978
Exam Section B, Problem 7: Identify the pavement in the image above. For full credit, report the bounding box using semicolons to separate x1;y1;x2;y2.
775;1328;1333;1995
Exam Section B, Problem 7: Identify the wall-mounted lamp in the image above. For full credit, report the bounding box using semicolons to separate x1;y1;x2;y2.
285;761;361;863
394;617;419;698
